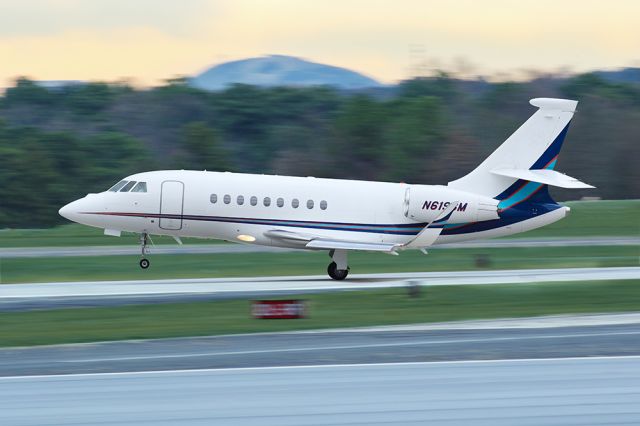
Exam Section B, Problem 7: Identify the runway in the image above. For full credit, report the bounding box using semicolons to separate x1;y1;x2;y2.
2;353;640;425
2;314;640;425
1;236;637;258
2;318;640;376
2;267;638;311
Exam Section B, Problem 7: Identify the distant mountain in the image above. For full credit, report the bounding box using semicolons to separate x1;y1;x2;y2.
593;68;640;85
190;55;382;91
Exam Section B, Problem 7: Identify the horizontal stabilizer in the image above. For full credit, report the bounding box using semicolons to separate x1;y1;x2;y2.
490;168;595;189
305;239;398;252
529;98;578;111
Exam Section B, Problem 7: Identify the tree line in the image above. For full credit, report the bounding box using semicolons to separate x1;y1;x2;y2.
1;72;638;227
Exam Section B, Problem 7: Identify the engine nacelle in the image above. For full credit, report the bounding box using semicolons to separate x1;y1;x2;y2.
404;185;499;223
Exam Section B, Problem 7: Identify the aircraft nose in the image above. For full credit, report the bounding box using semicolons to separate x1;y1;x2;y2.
59;200;80;222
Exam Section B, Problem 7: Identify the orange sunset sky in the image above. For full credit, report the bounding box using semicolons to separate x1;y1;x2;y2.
1;0;638;87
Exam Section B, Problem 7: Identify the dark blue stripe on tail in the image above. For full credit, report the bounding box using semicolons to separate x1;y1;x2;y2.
496;123;570;205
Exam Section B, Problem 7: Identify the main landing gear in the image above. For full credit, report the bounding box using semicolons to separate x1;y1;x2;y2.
139;233;151;269
327;249;349;280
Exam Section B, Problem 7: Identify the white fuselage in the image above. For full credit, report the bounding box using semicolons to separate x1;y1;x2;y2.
59;170;568;249
57;97;586;279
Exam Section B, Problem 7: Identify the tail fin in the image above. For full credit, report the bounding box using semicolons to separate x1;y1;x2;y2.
448;98;586;201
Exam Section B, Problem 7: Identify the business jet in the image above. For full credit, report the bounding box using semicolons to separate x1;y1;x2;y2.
59;98;593;280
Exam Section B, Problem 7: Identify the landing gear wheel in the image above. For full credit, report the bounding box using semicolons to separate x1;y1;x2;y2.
327;261;349;280
138;233;152;269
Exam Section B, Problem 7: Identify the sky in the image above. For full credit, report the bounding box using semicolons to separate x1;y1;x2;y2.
0;0;638;87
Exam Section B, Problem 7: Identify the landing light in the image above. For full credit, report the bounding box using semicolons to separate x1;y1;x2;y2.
237;234;256;242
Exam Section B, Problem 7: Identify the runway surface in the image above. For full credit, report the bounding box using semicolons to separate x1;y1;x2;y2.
2;346;640;424
2;358;640;426
2;319;640;376
2;267;638;311
2;236;637;258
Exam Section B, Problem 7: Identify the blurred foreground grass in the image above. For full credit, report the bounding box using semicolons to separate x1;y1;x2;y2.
1;245;637;284
1;280;638;347
0;200;638;248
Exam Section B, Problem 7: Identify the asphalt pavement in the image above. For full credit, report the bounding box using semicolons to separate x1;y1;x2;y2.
2;319;640;376
1;351;639;425
2;314;640;425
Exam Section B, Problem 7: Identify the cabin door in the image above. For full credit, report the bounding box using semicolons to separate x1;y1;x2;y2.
159;180;184;230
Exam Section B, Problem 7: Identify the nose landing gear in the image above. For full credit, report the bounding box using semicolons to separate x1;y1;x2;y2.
139;233;151;269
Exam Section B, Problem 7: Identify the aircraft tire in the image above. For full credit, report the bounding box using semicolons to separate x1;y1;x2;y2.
139;258;150;269
327;261;348;280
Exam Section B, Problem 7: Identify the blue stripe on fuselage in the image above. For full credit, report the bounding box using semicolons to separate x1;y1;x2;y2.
438;201;563;235
82;203;563;238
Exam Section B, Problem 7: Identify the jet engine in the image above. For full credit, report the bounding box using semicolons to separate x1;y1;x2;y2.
404;185;499;223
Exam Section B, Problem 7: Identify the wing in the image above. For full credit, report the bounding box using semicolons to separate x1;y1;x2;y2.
264;229;400;252
264;203;459;253
305;239;400;252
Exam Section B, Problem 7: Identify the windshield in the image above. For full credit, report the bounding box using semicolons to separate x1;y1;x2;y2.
119;181;137;192
131;182;147;193
107;180;128;192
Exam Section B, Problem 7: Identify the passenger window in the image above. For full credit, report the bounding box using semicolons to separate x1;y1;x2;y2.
237;195;244;205
224;194;231;204
264;197;271;207
108;180;128;192
131;182;147;193
292;198;299;208
210;194;217;204
250;196;258;206
307;199;314;209
320;200;327;210
277;197;284;207
120;181;137;192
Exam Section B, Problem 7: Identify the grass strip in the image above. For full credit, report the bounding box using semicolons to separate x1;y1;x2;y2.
0;280;638;347
1;245;638;284
503;199;639;238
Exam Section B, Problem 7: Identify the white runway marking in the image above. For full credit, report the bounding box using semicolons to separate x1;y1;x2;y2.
3;354;640;380
285;312;640;333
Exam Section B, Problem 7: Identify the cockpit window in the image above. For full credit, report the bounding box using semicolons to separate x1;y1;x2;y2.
108;180;128;192
120;181;137;192
130;182;147;193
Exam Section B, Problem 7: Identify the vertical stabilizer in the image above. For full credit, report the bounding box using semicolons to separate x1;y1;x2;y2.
448;98;578;198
